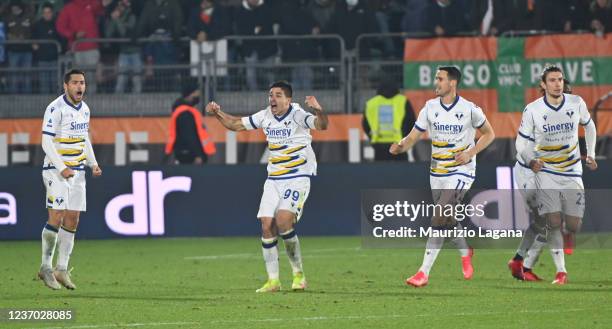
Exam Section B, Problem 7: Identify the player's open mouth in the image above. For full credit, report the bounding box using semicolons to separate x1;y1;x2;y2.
76;91;83;96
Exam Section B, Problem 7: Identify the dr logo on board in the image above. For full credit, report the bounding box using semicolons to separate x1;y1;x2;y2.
105;171;191;236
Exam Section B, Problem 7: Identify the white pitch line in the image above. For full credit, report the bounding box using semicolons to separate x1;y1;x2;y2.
210;307;604;324
28;307;608;329
28;321;199;329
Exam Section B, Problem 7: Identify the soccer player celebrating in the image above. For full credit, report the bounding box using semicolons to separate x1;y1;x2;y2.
39;69;102;290
390;66;495;287
515;65;597;285
206;81;328;292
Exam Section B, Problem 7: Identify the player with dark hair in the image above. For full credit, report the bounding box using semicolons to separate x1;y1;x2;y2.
390;66;495;287
38;69;102;290
514;65;597;284
206;80;328;292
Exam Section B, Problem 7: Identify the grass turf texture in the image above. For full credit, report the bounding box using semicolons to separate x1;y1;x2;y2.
0;237;610;329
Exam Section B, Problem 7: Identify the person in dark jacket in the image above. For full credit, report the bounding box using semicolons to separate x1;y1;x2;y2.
278;0;319;90
591;0;611;36
105;0;142;93
187;0;232;42
32;2;61;94
234;0;279;90
489;0;538;35
427;0;470;36
326;0;378;58
4;0;34;93
166;80;216;164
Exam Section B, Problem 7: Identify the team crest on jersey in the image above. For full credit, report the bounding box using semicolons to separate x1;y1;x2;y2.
566;111;574;118
434;112;439;118
56;197;64;206
543;115;548;121
284;121;291;127
85;111;90;118
455;113;464;120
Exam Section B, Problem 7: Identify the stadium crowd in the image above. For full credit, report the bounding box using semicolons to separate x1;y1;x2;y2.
0;0;610;93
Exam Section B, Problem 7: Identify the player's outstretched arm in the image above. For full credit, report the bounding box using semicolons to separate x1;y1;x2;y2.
456;120;495;164
390;127;423;155
206;101;246;131
305;96;328;130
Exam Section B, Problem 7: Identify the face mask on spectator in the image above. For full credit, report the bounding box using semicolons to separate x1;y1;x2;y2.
346;0;358;7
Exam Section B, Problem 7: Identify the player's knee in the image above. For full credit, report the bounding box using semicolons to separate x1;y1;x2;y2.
565;217;582;233
431;216;446;227
62;212;80;231
530;220;546;235
260;217;276;238
275;211;296;231
545;213;562;229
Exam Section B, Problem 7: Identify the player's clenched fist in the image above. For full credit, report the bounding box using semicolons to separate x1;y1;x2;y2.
206;101;221;114
529;159;544;173
61;168;75;179
586;156;598;171
389;143;404;155
305;96;322;111
454;150;473;165
92;165;102;177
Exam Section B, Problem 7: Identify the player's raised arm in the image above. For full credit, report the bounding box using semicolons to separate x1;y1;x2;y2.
305;96;328;130
206;101;247;131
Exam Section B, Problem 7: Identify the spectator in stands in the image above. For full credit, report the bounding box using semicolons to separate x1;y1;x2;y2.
326;0;378;55
278;0;319;90
165;79;216;164
362;77;415;161
32;2;61;94
535;0;570;32
565;0;592;32
187;0;232;42
368;0;405;58
137;0;183;90
591;0;611;36
4;0;34;93
489;0;538;35
308;0;336;32
234;0;278;91
400;0;429;34
56;0;112;93
105;0;142;93
427;0;470;36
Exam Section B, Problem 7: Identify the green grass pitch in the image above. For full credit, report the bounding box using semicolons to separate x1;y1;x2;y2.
1;237;611;328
